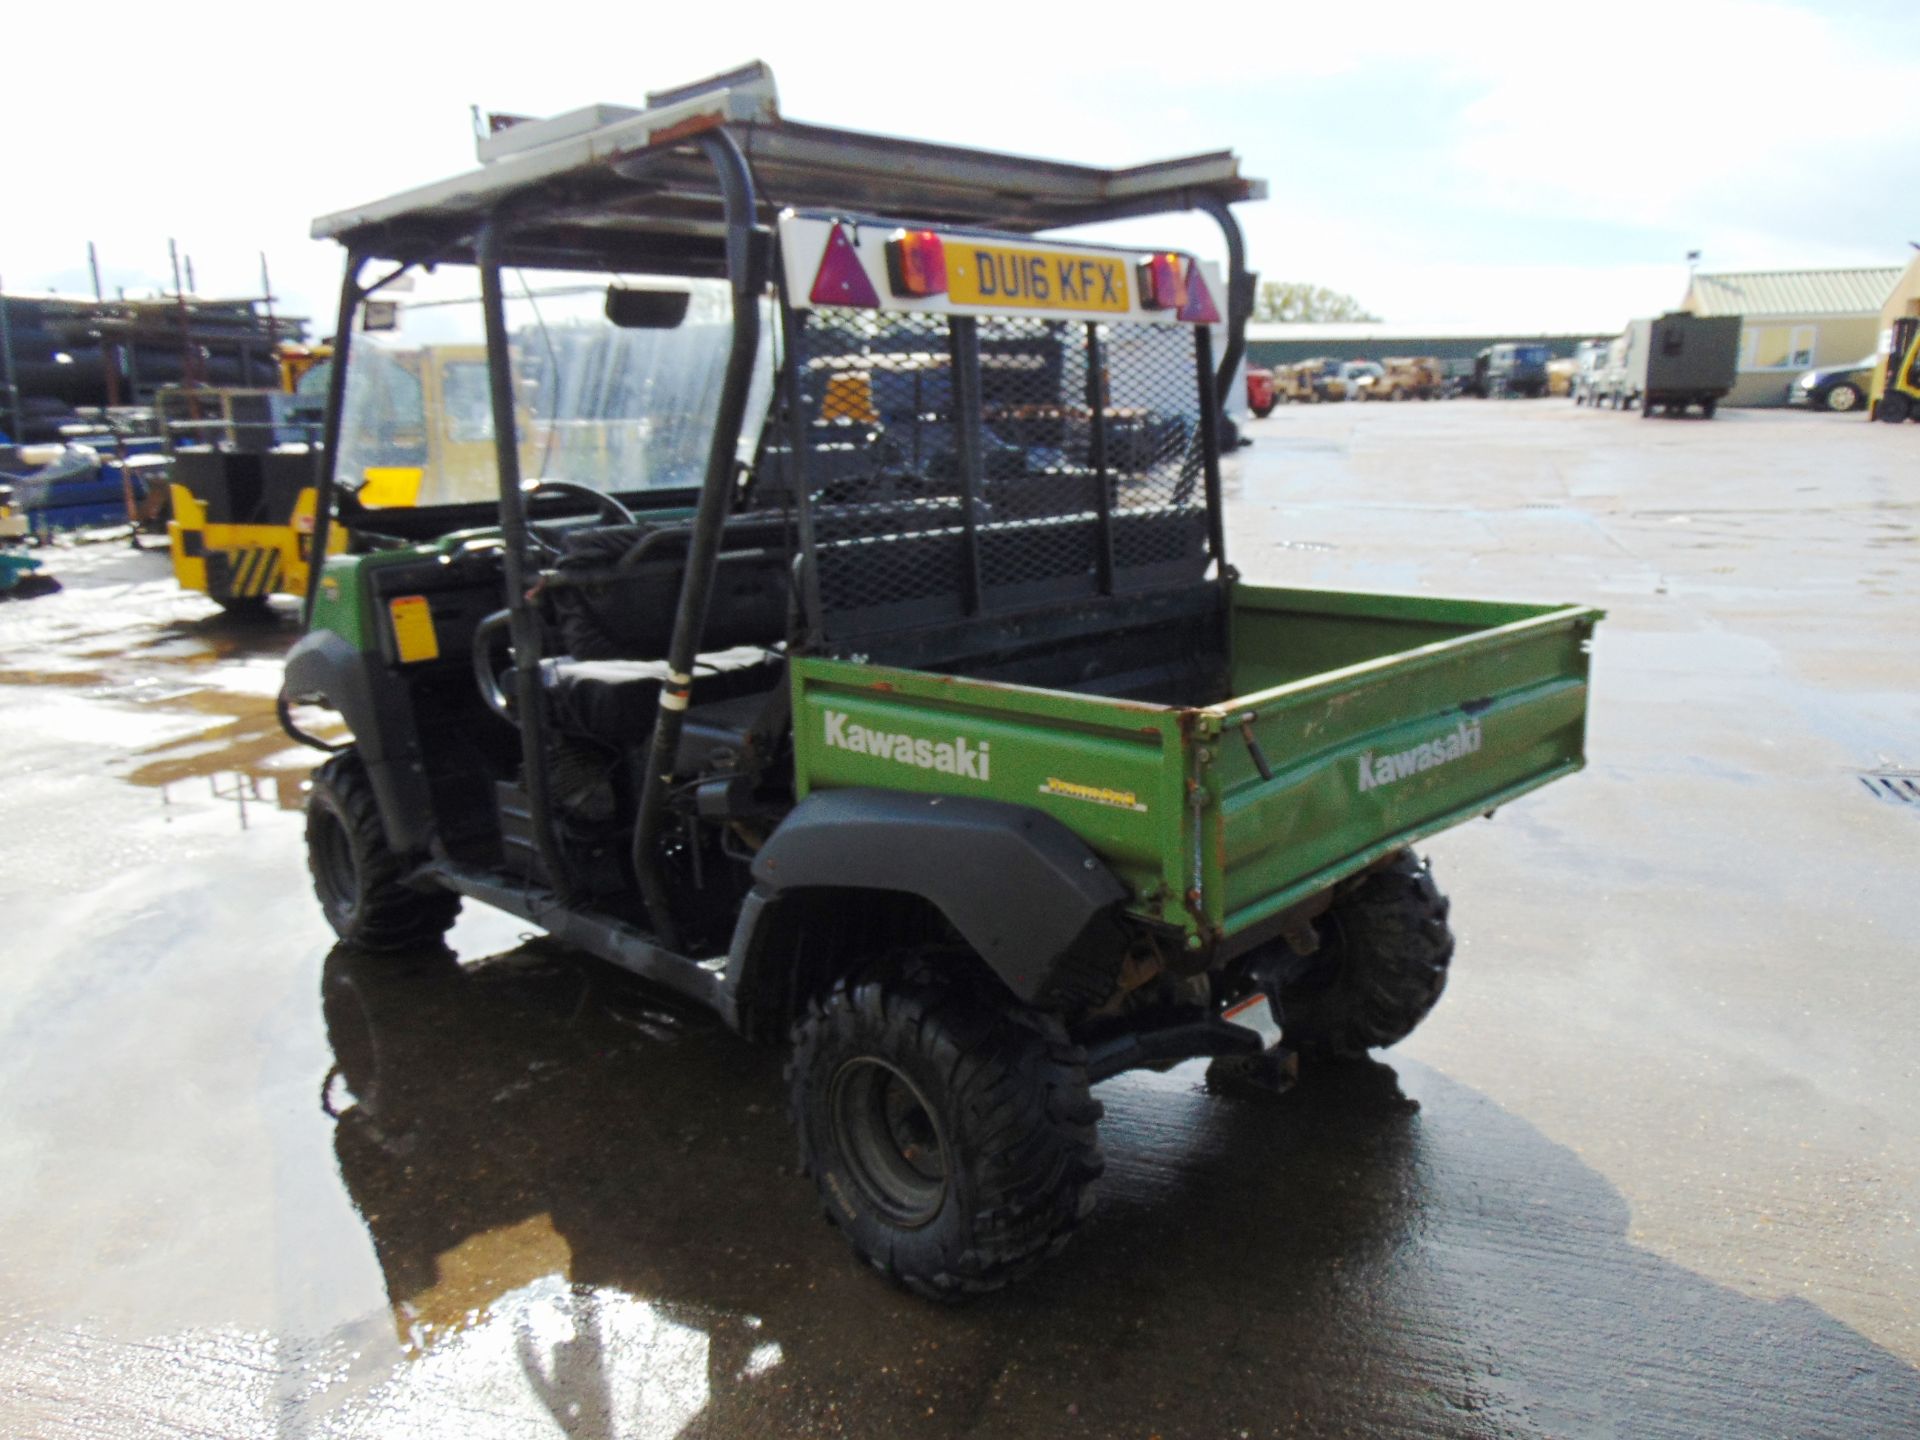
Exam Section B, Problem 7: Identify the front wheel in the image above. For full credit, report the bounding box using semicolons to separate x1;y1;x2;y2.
306;750;460;950
788;953;1104;1298
1881;392;1911;423
1281;851;1454;1058
1824;383;1861;413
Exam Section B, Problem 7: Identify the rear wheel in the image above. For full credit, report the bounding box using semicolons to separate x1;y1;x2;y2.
1251;402;1274;418
788;951;1104;1298
1281;852;1454;1058
215;594;274;620
306;750;460;950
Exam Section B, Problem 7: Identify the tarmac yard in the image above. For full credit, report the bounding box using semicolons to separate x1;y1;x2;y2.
1;400;1916;1438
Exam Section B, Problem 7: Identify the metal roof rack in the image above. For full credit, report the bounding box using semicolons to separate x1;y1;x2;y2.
312;61;1266;273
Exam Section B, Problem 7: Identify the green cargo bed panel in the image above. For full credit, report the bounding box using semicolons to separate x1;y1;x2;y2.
791;583;1601;948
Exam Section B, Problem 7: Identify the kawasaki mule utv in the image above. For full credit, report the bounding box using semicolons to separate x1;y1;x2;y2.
283;63;1602;1296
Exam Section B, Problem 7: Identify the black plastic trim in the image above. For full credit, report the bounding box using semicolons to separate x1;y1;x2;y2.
742;788;1129;1005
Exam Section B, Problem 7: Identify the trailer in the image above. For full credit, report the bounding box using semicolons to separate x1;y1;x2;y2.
1624;313;1740;418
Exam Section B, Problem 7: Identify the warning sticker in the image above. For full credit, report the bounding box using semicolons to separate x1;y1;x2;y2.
388;594;440;665
1039;777;1148;812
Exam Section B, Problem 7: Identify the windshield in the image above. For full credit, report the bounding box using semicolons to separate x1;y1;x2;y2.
334;264;772;508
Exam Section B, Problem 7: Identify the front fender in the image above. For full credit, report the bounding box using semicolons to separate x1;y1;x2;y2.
284;629;432;855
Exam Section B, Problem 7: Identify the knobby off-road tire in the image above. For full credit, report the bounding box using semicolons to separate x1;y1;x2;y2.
306;750;460;950
1281;851;1453;1058
788;952;1105;1299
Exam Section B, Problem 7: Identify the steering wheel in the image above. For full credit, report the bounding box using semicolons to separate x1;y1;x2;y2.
524;480;636;556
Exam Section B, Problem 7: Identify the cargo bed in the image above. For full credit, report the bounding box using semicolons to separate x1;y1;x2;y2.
791;582;1601;952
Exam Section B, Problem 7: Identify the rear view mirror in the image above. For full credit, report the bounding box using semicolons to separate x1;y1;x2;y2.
605;287;689;329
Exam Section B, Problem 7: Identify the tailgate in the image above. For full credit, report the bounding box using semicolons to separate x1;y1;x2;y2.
1203;586;1601;939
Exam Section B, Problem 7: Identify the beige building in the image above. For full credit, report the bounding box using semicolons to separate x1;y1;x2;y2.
1881;251;1920;329
1680;267;1900;407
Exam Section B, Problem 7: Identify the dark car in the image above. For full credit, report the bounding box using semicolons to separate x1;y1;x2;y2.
1789;356;1874;413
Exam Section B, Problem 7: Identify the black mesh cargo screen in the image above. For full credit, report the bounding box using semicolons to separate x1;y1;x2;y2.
788;307;1213;654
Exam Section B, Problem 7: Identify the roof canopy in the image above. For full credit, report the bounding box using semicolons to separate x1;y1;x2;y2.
313;62;1265;274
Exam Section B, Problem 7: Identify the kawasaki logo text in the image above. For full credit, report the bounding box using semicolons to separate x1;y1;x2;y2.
1357;720;1481;793
823;710;991;781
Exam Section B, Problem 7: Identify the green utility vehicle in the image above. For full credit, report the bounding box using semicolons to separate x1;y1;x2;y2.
283;63;1602;1296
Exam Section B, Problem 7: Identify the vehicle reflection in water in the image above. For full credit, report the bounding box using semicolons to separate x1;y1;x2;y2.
312;940;1432;1437
314;941;1920;1439
319;941;802;1437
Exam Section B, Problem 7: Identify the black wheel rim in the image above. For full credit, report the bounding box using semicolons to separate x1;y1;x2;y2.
313;807;359;922
830;1057;949;1227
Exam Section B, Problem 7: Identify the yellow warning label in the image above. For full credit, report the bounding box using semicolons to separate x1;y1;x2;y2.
388;595;440;664
1039;777;1148;812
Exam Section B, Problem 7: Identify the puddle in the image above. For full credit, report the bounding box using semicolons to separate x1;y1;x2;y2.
114;687;337;826
0;640;336;828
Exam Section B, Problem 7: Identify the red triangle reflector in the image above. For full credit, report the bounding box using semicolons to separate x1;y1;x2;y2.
1178;262;1221;324
810;223;880;308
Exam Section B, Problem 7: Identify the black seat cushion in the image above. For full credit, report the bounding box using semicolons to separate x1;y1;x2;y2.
539;650;786;751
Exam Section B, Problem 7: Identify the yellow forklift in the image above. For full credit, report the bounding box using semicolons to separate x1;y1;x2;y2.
168;341;500;613
1869;317;1920;423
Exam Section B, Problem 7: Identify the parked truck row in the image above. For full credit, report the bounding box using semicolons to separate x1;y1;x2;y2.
1245;355;1449;414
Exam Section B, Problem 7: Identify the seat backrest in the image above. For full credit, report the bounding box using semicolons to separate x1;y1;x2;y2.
546;515;794;661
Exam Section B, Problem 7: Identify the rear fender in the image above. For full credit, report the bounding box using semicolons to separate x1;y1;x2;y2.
729;788;1130;1020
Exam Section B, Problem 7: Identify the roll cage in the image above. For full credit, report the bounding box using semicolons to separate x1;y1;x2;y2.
304;60;1264;951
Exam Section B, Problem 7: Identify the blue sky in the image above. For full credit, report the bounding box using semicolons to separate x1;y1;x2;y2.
4;0;1915;333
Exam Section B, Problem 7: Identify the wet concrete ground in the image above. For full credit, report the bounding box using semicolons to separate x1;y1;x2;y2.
1;400;1916;1437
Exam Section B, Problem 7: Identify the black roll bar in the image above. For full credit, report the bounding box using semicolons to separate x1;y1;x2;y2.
628;127;767;950
477;218;573;894
1192;194;1253;409
301;251;365;628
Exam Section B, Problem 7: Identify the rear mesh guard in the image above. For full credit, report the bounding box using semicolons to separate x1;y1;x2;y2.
787;308;1215;652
